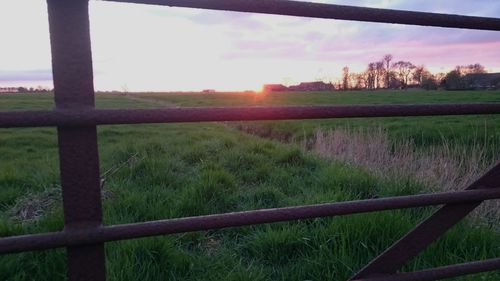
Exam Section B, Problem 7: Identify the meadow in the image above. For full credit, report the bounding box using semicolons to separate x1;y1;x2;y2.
0;90;499;280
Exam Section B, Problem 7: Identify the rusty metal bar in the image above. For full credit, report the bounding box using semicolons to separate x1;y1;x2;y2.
2;103;500;128
46;0;106;280
105;0;500;31
0;188;498;255
350;162;500;280
353;258;500;281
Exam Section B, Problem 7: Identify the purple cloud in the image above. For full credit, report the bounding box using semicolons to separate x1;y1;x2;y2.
187;10;268;30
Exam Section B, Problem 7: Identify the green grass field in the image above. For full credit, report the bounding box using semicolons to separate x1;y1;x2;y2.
0;91;499;280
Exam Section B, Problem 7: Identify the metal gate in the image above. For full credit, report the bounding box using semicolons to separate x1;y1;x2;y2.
1;1;500;280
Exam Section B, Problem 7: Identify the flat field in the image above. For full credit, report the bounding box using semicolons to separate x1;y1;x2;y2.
0;91;499;281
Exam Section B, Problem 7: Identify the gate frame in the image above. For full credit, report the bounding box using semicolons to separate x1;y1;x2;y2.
1;1;499;280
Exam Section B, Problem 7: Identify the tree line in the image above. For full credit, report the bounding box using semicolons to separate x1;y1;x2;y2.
340;54;488;91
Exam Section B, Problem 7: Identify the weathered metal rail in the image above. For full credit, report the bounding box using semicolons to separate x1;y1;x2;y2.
1;188;499;255
1;0;499;280
353;258;500;281
2;103;500;128
107;0;500;31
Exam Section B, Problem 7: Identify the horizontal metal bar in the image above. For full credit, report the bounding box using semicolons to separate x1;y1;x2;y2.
2;103;500;128
0;188;498;255
353;258;500;281
104;0;500;31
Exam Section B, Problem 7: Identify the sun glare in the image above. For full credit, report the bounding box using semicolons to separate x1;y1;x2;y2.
253;86;264;95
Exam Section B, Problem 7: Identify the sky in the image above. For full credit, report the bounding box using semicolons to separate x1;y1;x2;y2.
1;0;499;92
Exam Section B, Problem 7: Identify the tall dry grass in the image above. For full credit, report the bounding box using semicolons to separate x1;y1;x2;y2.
308;128;499;226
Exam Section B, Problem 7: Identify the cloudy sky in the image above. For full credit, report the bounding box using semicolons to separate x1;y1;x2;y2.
1;0;499;91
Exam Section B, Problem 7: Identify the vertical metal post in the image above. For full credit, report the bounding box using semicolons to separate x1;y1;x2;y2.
46;0;106;280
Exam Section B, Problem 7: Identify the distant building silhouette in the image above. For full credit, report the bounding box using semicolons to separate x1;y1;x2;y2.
0;87;19;93
463;73;500;90
263;84;288;93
